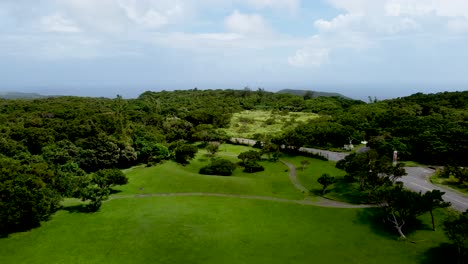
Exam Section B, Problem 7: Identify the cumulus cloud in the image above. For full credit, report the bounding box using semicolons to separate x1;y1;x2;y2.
322;0;468;34
246;0;300;12
288;48;329;67
225;10;272;35
447;18;468;33
40;14;81;33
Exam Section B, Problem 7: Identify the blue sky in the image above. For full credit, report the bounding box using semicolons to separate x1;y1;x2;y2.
1;0;468;99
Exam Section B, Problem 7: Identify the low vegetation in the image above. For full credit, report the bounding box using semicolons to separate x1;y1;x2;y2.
224;110;319;139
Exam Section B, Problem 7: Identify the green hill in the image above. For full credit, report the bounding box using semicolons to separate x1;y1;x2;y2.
277;89;351;99
0;92;47;99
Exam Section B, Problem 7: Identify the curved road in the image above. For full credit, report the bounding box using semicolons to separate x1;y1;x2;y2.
231;138;468;212
399;167;468;212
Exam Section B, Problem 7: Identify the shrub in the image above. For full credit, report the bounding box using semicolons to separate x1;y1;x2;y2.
199;158;237;176
243;161;265;173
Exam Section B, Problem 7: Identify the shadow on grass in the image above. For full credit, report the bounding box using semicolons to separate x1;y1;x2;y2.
60;204;96;214
420;243;460;264
109;189;122;195
355;208;428;238
0;222;41;239
328;180;370;204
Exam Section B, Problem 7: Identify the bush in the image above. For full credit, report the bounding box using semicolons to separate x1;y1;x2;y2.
199;158;237;176
243;161;265;173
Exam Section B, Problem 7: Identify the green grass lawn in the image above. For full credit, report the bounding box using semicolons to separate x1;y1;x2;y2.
430;174;468;195
282;155;369;204
0;145;455;263
0;196;451;264
115;144;303;200
222;110;319;139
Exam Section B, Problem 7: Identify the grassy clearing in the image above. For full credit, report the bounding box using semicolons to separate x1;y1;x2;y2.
282;155;368;204
0;196;450;264
401;160;429;167
223;110;319;139
0;145;454;263
115;144;302;200
430;174;468;195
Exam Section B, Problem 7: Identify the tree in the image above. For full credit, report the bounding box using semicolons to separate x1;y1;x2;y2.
78;169;128;211
261;141;280;161
238;150;262;166
199;158;237;176
206;142;220;156
300;160;310;171
339;151;406;196
374;184;424;239
170;141;198;165
445;165;468;185
444;210;468;263
238;150;264;173
0;157;62;234
317;174;336;195
303;91;314;100
421;190;451;231
94;169;128;188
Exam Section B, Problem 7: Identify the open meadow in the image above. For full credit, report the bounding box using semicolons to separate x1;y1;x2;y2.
0;145;454;264
223;110;319;139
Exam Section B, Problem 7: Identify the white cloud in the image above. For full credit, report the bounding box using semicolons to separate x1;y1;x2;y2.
40;14;81;33
447;18;468;33
327;0;468;18
225;10;272;35
118;0;186;29
246;0;300;12
288;48;329;67
314;14;362;32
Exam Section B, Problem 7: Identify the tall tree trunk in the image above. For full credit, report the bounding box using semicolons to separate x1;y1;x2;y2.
389;213;407;239
395;225;406;239
430;210;436;231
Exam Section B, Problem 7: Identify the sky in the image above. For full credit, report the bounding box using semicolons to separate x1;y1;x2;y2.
1;0;468;99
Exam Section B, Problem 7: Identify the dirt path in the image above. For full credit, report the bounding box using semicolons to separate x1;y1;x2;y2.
280;159;373;209
280;160;309;193
110;192;373;209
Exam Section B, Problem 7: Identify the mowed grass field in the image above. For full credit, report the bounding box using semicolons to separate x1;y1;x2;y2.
0;145;452;263
282;156;368;204
0;197;450;264
223;110;319;138
117;144;303;200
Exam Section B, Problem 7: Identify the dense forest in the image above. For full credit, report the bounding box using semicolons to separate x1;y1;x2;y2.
1;89;467;234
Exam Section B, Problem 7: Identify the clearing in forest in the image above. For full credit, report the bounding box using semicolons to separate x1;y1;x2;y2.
224;110;319;139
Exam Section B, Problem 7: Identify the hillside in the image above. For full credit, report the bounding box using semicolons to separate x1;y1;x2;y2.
0;92;47;99
277;89;351;99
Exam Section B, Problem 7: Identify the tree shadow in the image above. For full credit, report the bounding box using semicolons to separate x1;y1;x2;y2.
0;222;41;239
355;208;427;238
420;243;459;264
60;204;95;214
109;189;122;195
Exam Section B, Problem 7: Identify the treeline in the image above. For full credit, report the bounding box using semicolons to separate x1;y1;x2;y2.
277;91;468;166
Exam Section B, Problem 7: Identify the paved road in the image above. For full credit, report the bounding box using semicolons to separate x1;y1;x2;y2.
400;167;468;212
230;138;347;161
231;137;468;212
